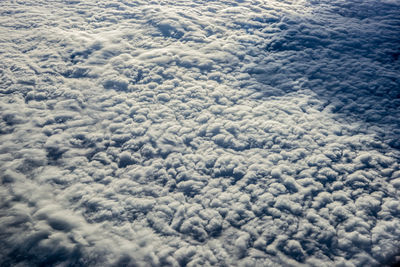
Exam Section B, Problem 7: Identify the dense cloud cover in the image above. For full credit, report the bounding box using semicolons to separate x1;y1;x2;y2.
1;0;400;266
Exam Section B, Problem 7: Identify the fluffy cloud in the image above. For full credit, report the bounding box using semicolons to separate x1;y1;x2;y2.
1;0;400;266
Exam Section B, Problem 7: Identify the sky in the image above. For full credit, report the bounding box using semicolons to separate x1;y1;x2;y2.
0;0;400;266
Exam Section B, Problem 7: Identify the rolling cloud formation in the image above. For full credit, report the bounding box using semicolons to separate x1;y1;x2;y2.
1;0;400;266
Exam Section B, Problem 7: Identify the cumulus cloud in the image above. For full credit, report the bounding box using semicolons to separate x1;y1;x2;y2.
1;0;400;266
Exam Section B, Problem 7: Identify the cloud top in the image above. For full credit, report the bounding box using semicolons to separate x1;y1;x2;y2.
0;0;399;266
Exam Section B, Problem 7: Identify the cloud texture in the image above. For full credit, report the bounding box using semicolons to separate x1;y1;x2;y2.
1;0;400;266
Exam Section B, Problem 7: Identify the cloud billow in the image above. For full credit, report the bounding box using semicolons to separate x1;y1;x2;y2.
0;0;399;266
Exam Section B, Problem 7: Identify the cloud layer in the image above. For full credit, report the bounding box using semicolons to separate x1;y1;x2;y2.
1;0;400;266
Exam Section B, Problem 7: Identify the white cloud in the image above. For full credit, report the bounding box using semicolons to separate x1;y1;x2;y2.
1;0;400;266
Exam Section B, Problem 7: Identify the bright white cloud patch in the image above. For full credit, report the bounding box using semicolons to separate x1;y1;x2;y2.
1;0;400;266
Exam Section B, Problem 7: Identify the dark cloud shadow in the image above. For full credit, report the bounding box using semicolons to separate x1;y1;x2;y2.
243;0;400;149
